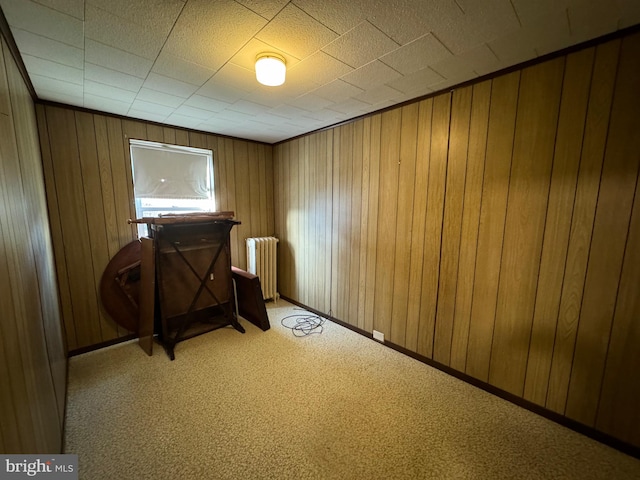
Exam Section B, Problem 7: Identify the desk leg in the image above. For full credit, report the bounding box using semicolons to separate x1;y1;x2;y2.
138;237;155;356
230;313;245;333
164;344;176;361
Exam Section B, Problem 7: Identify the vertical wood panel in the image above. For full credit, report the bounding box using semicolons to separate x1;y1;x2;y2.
283;140;295;303
299;137;307;305
565;32;640;426
122;119;147;142
546;39;620;414
222;138;239;267
434;86;472;365
98;116;128;258
357;120;371;329
318;132;329;312
329;132;339;314
596;172;640;445
335;125;352;321
317;133;328;311
363;117;380;332
0;38;9;115
146;123;163;142
175;128;189;146
207;136;223;211
233;140;251;271
106;117;135;249
111;123;140;301
302;136;313;310
390;104;418;346
188;132;208;149
138;236;155;355
288;140;302;298
466;72;519;381
5;58;44;228
297;137;306;304
121;119;147;236
305;136;316;308
75;112;119;340
523;48;594;405
349;121;363;327
300;136;312;308
273;144;282;289
9;74;66;429
258;144;269;235
37;106;76;350
450;81;490;371
0;36;65;453
289;139;300;299
283;141;292;298
295;143;303;299
0;115;39;452
5;68;64;434
0;213;37;452
120;120;137;236
279;142;291;297
0;331;20;451
163;127;176;144
333;127;344;319
323;131;334;314
46;106;103;347
362;115;382;331
306;134;317;309
489;58;565;395
405;99;433;352
265;145;275;236
404;99;433;351
417;92;450;358
305;135;315;308
0;116;59;449
373;109;401;337
299;136;309;306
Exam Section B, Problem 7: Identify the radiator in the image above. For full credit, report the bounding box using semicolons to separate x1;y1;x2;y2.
246;237;279;301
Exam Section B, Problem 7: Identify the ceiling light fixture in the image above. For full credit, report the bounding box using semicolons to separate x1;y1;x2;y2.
255;53;286;87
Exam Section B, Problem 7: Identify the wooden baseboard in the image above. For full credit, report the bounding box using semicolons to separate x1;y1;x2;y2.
68;334;137;357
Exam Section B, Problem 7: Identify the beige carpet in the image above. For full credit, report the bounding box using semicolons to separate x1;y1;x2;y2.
64;301;640;479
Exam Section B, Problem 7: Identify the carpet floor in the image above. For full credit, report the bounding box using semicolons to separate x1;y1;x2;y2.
64;300;640;479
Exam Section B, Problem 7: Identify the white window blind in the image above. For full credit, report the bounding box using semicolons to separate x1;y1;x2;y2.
130;141;212;200
130;140;215;238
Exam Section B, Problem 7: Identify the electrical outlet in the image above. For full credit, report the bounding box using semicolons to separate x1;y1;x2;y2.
372;330;384;342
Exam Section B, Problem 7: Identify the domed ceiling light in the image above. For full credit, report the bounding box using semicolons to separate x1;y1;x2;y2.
255;53;286;87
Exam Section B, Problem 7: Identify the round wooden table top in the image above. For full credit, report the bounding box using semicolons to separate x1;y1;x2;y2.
99;240;141;333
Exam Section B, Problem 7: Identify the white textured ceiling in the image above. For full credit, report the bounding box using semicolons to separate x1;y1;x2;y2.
1;0;639;143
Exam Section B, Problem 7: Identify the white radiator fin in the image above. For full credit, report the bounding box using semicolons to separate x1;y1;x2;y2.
246;237;279;301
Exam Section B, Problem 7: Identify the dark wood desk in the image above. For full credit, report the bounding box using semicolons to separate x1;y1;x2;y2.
134;213;244;360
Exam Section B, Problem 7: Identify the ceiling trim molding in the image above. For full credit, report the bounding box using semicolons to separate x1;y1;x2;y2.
36;99;273;147
0;6;37;101
274;22;640;147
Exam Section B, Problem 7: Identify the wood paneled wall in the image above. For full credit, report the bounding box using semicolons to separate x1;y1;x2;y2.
37;105;275;352
0;37;66;453
274;31;640;448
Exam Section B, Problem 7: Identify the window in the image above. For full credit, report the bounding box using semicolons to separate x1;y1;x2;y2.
130;139;215;236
